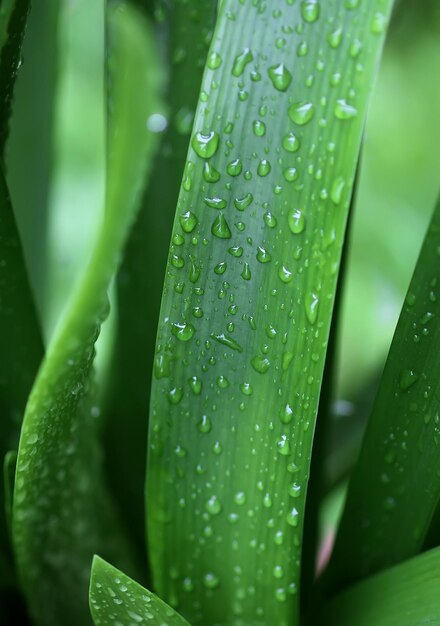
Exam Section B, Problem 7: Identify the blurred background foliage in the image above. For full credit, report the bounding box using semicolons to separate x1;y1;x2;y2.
5;0;440;561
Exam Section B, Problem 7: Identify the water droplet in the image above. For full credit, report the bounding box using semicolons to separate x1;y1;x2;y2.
168;387;183;404
399;369;418;391
198;414;212;433
273;565;284;579
251;355;271;374
179;210;198;233
211;332;243;352
284;167;298;182
234;193;253;210
171;254;184;268
234;491;246;505
227;158;243;177
217;375;230;388
305;292;319;325
154;353;171;379
191;130;220;158
279;403;294;424
275;588;287;602
264;211;277;228
207;51;222;70
278;266;293;283
263;493;273;508
288;208;306;234
256;246;272;263
206;495;222;515
286;506;299;526
214;262;227;275
268;63;292;92
288;101;315;125
183;577;194;593
228;245;243;257
232;48;253;77
212;441;223;455
205;196;227;209
371;12;386;35
183;161;194;191
257;159;271;176
241;263;251;280
212;213;232;239
203;161;221;183
189;376;202;395
253;119;266;136
331;176;346;205
240;382;253;395
327;27;343;49
200;572;220;593
301;0;320;23
277;435;291;456
334;99;358;120
289;483;301;498
172;322;195;341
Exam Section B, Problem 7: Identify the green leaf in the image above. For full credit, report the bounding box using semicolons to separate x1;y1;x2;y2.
3;450;16;536
0;0;30;158
6;0;60;321
12;3;163;623
146;1;392;624
0;168;43;574
321;548;440;626
327;196;440;590
89;555;191;626
104;0;215;561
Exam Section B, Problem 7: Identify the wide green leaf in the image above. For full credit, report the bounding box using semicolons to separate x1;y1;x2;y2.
146;1;392;624
89;556;191;626
104;0;215;560
12;3;162;623
321;548;440;626
327;195;440;590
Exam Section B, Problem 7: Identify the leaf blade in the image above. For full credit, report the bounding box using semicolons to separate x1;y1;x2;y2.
89;556;191;626
146;1;393;624
327;196;440;589
12;3;163;623
322;548;440;626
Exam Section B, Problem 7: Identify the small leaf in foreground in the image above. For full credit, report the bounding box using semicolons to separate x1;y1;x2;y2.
322;548;440;626
89;556;191;626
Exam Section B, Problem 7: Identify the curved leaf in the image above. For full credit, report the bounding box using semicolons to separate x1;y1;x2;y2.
0;168;43;581
146;1;392;624
12;3;163;623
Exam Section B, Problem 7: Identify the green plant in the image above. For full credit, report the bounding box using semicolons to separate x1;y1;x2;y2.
1;0;439;625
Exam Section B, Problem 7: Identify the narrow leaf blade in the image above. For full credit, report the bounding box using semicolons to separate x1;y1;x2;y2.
328;196;440;589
